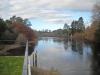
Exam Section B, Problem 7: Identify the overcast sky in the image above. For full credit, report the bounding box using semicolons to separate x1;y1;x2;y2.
0;0;99;30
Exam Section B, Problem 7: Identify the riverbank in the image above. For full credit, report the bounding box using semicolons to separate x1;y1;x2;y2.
0;41;37;56
32;67;60;75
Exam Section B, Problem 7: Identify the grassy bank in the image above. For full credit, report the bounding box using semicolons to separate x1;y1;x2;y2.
0;56;24;75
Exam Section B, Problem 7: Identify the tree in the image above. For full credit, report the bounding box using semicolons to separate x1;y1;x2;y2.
10;16;32;26
10;16;24;23
71;17;85;35
93;3;100;43
63;23;69;30
71;20;78;35
78;17;85;32
23;19;32;26
63;23;70;37
0;18;7;37
92;3;100;22
95;23;100;43
10;15;16;22
16;17;23;23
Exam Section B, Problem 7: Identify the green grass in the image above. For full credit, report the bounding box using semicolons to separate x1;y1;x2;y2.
0;56;24;75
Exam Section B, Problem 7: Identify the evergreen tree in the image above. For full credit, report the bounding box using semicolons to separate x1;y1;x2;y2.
71;17;85;35
63;23;69;30
10;16;32;26
0;18;7;37
71;21;78;34
63;23;70;37
23;19;32;26
78;17;85;32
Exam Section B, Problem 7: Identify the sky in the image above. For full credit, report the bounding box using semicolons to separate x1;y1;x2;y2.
0;0;99;31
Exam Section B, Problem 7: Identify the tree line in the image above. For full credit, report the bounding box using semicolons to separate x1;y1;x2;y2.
0;16;36;44
52;3;100;43
37;17;85;39
37;3;100;44
84;3;100;44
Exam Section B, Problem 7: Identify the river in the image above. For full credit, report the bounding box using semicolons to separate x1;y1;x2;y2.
34;37;99;75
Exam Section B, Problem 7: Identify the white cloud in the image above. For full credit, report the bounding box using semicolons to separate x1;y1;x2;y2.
46;18;71;24
0;0;98;23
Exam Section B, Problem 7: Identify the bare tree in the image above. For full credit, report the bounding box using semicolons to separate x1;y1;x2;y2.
92;3;100;43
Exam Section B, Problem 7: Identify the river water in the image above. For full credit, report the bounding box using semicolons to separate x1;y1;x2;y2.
34;37;99;75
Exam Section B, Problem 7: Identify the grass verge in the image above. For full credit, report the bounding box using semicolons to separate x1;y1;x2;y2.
0;56;24;75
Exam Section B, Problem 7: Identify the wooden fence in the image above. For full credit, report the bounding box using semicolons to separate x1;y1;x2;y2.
22;40;37;75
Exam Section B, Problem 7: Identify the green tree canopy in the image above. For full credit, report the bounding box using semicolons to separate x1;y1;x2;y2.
10;16;32;26
0;18;7;37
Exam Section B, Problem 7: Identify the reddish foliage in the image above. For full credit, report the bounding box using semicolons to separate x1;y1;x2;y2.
12;22;36;41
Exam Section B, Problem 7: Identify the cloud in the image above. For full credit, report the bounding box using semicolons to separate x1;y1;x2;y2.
46;18;71;24
0;0;98;23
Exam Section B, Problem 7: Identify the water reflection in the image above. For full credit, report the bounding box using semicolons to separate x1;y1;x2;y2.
34;37;100;75
52;38;69;50
63;39;69;50
53;38;64;43
91;44;100;75
71;40;83;55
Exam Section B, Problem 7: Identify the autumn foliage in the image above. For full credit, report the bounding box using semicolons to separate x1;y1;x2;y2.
84;3;100;42
84;25;97;42
12;22;36;42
